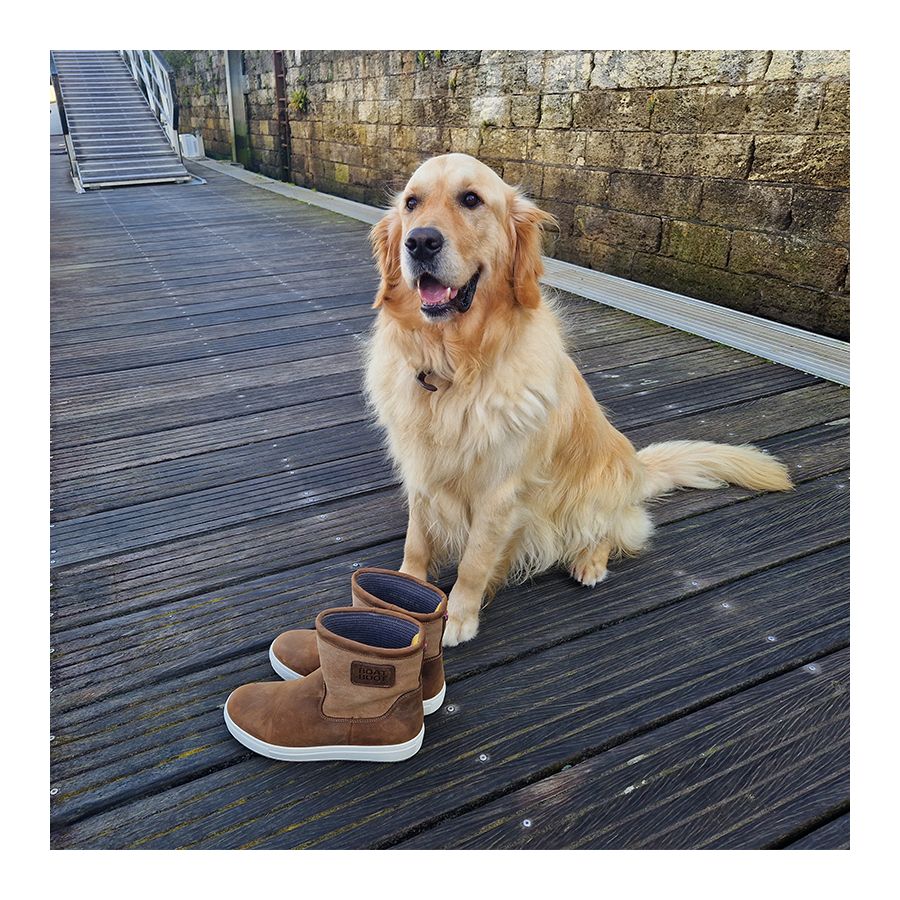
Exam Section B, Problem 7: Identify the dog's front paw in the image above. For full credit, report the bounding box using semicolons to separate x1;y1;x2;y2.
569;542;611;588
443;609;480;647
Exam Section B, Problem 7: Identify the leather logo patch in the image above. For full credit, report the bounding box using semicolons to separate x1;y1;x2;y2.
350;661;395;688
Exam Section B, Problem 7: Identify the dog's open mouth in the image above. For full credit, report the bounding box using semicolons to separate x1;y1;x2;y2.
417;271;480;318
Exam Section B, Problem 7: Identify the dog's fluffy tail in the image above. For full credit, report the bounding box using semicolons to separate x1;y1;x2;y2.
637;440;793;500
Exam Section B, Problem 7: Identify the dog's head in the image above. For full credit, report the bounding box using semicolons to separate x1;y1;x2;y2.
369;154;556;324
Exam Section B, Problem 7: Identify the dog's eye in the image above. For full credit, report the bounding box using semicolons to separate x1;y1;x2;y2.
461;191;481;209
405;196;418;211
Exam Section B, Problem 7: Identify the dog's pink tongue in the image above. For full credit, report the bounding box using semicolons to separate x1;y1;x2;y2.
418;276;459;306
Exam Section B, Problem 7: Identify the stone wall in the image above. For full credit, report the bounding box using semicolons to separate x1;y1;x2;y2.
165;50;232;160
167;50;850;338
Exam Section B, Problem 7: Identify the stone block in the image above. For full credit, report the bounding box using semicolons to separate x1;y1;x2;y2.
575;206;662;251
470;95;511;127
609;172;702;218
574;89;653;130
661;220;731;268
566;237;635;277
540;93;573;128
648;87;706;132
531;129;587;166
789;188;850;243
510;94;541;127
729;231;848;290
380;100;402;125
543;52;592;92
584;131;660;170
658;133;752;178
671;50;770;85
591;51;675;89
542;167;609;206
750;134;849;187
502;161;543;196
699;180;792;230
704;82;822;133
766;50;849;81
819;81;850;132
631;252;762;314
448;127;482;155
480;127;528;160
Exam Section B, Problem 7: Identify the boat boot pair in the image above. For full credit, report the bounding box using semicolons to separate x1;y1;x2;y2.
224;568;447;762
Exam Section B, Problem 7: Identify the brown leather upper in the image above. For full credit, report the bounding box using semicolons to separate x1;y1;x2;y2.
227;607;424;748
271;568;447;702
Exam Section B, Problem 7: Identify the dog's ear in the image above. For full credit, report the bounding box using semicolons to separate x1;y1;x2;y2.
510;192;556;309
369;207;402;309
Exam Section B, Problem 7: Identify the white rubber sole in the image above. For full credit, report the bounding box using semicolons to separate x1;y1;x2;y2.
223;699;425;762
422;681;447;715
268;641;447;715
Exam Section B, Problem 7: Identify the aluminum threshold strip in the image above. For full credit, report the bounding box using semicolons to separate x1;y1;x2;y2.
193;157;849;386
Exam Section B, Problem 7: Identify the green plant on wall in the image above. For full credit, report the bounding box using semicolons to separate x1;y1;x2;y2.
289;88;310;114
416;51;442;68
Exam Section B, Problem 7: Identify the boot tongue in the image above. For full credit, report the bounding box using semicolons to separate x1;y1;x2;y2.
418;274;459;306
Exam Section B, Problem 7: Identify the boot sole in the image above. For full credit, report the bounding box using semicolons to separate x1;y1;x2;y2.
223;700;425;762
268;641;446;715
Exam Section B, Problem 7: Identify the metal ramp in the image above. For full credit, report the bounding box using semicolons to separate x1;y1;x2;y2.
51;50;192;191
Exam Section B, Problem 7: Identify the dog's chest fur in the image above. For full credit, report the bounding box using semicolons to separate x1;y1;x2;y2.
365;318;562;496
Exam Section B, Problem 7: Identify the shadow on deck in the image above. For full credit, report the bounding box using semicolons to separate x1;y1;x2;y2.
49;149;850;850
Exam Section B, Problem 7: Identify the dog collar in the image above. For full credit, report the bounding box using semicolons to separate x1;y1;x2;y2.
416;371;438;392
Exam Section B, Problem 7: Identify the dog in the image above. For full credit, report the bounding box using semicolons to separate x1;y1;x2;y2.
364;153;792;646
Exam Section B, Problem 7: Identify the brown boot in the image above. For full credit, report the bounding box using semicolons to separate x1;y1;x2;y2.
269;568;448;715
225;606;425;762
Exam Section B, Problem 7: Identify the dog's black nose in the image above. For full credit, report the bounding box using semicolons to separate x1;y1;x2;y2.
405;227;444;262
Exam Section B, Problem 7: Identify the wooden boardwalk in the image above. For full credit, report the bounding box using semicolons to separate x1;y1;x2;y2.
50;150;850;850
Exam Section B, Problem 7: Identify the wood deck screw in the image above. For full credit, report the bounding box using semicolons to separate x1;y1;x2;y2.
522;819;532;828
766;635;777;642
806;663;820;674
721;602;731;609
50;788;59;796
478;753;489;762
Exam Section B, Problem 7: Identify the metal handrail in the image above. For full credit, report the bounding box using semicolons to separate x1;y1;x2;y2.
49;52;69;136
119;50;182;159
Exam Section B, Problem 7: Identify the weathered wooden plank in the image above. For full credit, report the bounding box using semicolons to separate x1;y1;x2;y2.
53;464;852;712
50;551;847;846
50;418;378;520
50;333;719;446
784;812;850;849
52;345;753;467
50;369;364;451
398;650;849;849
50;300;375;364
52;452;395;564
50;384;848;521
51;362;814;482
51;311;373;379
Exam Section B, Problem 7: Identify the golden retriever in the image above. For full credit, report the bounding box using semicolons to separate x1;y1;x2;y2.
365;153;792;646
